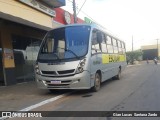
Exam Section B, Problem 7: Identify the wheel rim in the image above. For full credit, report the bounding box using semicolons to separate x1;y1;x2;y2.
118;69;121;79
95;74;100;90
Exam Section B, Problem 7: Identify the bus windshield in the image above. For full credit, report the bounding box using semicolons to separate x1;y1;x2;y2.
38;26;90;61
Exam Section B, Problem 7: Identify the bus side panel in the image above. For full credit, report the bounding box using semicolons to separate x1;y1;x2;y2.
101;64;116;82
90;53;102;87
101;54;127;81
101;54;117;82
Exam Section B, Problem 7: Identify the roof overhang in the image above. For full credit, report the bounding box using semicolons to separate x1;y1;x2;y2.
0;12;52;31
38;0;66;8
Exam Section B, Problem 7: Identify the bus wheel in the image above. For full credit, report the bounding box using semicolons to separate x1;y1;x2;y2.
116;68;121;80
92;73;101;92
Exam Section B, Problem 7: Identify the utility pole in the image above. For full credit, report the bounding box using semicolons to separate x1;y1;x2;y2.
73;0;77;23
131;35;134;64
132;35;133;51
156;39;159;59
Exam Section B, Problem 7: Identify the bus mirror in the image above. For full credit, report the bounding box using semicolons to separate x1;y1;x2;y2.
97;32;102;43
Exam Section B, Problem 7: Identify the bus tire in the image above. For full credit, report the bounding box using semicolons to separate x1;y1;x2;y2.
116;68;121;80
92;73;101;92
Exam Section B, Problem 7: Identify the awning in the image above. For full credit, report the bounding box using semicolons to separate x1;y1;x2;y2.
0;12;52;31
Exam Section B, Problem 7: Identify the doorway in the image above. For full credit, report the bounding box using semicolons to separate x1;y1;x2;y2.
0;33;4;86
12;35;41;83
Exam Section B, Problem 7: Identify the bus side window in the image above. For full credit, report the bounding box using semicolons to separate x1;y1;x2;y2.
122;42;126;53
113;38;118;54
106;36;114;53
101;33;107;53
42;38;54;53
91;30;101;54
118;40;123;54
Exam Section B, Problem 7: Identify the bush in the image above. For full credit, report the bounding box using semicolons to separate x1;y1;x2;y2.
126;50;143;64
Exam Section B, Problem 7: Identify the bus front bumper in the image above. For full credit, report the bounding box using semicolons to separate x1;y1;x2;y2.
35;71;91;89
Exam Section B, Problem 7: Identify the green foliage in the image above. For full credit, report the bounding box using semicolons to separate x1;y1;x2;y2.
126;50;143;64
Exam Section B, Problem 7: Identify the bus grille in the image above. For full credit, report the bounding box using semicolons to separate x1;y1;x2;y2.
41;69;75;76
41;71;56;75
57;69;75;75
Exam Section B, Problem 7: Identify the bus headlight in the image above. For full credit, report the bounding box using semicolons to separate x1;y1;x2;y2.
76;59;86;73
35;64;40;75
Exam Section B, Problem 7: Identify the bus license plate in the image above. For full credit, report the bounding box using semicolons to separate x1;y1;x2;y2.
51;80;61;84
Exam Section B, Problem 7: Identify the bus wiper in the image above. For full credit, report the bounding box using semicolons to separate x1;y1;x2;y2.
58;47;80;59
65;48;80;59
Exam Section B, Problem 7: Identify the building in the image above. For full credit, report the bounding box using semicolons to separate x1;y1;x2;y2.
141;44;160;60
0;0;84;86
54;8;84;25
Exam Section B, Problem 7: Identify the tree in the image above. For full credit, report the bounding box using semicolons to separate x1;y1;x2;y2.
126;50;143;64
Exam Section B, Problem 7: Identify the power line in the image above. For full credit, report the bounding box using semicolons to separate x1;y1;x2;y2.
66;0;78;11
80;11;96;22
67;0;98;24
80;10;101;25
76;0;87;15
66;0;101;26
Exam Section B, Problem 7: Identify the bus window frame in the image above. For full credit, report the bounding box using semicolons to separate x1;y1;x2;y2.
106;35;114;54
101;32;108;53
91;29;102;55
112;38;118;54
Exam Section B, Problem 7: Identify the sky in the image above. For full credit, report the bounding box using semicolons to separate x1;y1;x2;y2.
62;0;160;51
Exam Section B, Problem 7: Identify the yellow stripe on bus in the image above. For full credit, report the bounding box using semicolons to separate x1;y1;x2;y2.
102;54;126;64
102;54;109;64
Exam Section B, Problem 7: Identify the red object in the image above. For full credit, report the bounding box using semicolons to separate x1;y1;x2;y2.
54;8;84;25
